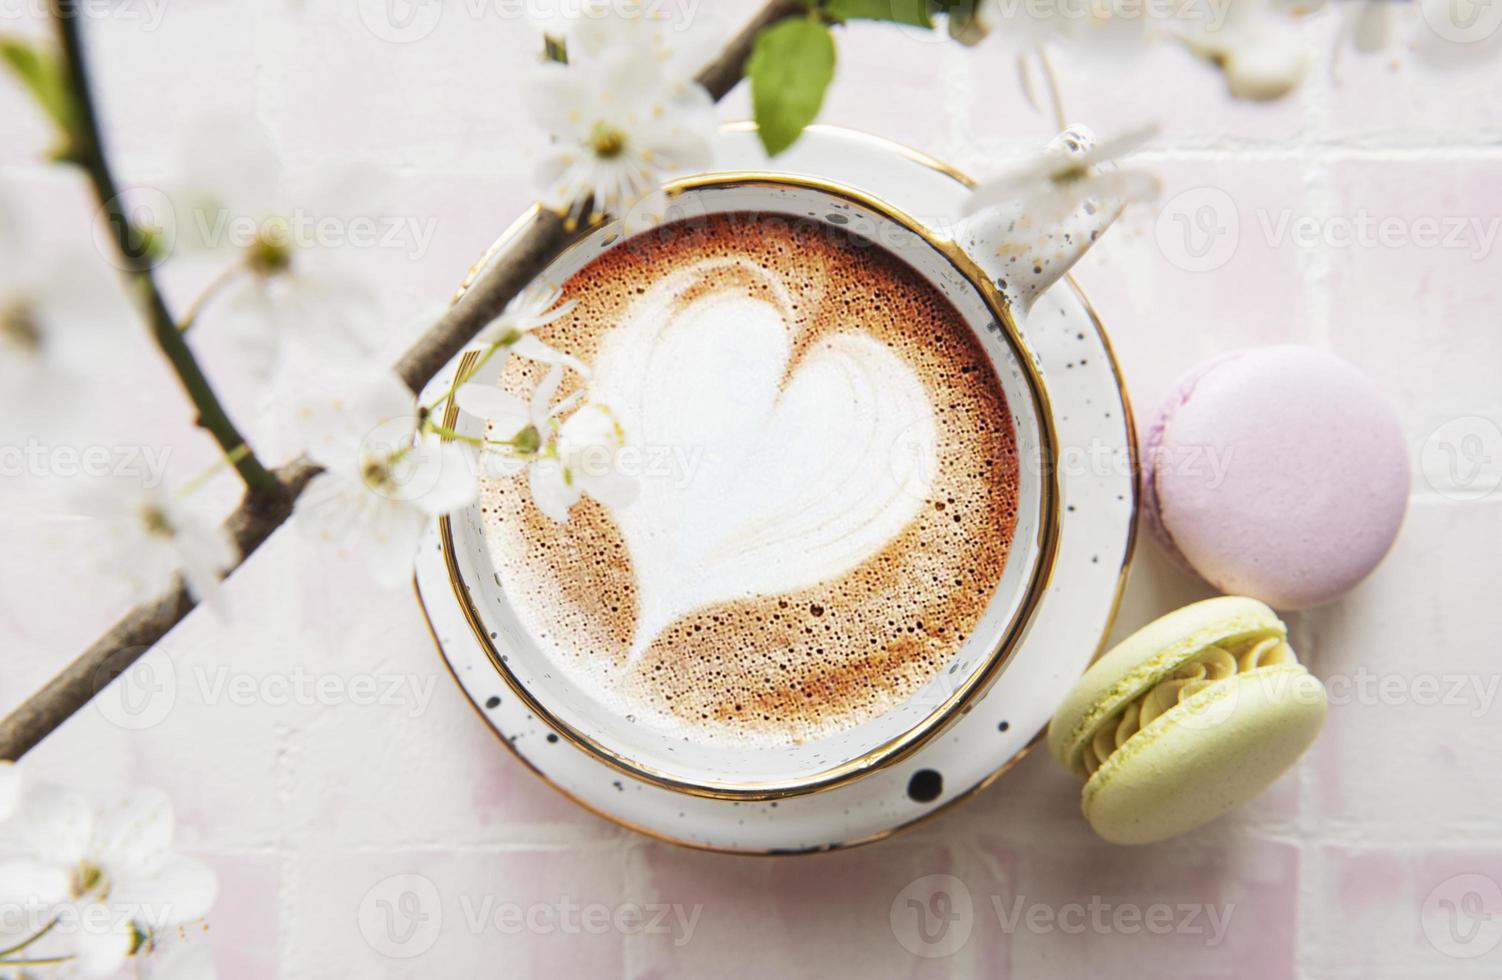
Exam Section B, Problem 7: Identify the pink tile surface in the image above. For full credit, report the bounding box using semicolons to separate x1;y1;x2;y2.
286;848;630;976
197;853;282;980
1323;158;1502;428
629;839;1010;978
1075;155;1317;419
984;835;1299;979
1313;847;1502;977
1;2;1494;977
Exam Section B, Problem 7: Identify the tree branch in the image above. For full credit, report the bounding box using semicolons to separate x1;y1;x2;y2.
0;0;803;762
51;1;279;498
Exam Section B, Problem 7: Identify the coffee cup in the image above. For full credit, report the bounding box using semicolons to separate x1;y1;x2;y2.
439;132;1124;798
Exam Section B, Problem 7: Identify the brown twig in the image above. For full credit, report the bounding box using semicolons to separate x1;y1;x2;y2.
0;0;803;762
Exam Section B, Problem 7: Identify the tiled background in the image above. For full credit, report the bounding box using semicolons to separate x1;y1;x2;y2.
2;1;1500;976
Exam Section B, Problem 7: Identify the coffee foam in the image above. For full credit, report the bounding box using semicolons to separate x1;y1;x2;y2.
478;213;1019;745
588;257;938;663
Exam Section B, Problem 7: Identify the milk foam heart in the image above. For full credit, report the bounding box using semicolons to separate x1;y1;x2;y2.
588;258;938;662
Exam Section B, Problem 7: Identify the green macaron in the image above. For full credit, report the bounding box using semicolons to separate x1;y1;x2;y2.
1048;596;1327;844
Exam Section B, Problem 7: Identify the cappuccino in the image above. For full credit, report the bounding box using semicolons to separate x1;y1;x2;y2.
478;213;1019;745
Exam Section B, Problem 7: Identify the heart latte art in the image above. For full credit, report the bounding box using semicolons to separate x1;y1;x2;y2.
478;214;1019;745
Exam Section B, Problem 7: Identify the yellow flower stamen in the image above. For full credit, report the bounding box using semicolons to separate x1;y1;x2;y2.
589;122;627;160
512;425;542;456
361;456;398;493
1;299;41;353
246;220;294;276
73;862;108;900
138;503;174;539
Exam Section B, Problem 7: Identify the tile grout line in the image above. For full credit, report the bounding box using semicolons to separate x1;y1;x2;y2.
1294;36;1333;978
245;6;303;976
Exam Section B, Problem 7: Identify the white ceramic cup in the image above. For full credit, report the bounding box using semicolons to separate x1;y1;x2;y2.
439;173;1064;798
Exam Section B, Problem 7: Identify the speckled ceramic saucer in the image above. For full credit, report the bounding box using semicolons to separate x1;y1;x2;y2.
414;125;1138;853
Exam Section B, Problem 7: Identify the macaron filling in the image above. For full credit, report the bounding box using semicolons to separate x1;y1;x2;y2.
1079;635;1297;778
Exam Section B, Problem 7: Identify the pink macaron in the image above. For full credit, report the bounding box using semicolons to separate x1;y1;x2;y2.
1143;346;1410;609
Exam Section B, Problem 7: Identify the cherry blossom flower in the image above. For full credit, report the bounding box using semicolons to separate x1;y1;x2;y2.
0;196;120;414
0;783;217;978
71;474;237;608
456;365;635;522
293;369;478;587
524;24;717;229
162;120;383;377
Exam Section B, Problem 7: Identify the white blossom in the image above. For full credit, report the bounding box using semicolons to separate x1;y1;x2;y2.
0;782;217;978
456;365;635;522
0;196;118;412
70;475;236;609
524;25;716;229
163;120;383;377
293;369;478;587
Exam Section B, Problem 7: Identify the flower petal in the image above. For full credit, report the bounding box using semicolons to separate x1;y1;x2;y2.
295;473;431;588
136;927;216;980
582;466;639;510
964;158;1063;215
0;857;72;908
91;788;174;877
272;262;383;367
0;760;21;821
293;369;417;472
455;384;530;435
219;282;283;381
162;494;237;610
559;403;638;510
510;333;591;378
0;781;93;866
110;854;219;929
176;117;283;224
292;471;368;548
1082;123;1159;168
482;452;529;478
406;438;480;516
361;499;430;589
67;909;136;977
528;459;578;522
529;364;567;422
1086;169;1162;209
522;63;591;136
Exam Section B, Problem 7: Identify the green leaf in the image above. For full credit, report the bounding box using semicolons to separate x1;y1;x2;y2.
0;37;76;141
824;0;933;28
748;19;837;157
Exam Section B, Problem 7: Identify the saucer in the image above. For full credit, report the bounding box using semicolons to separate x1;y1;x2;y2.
415;125;1138;853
